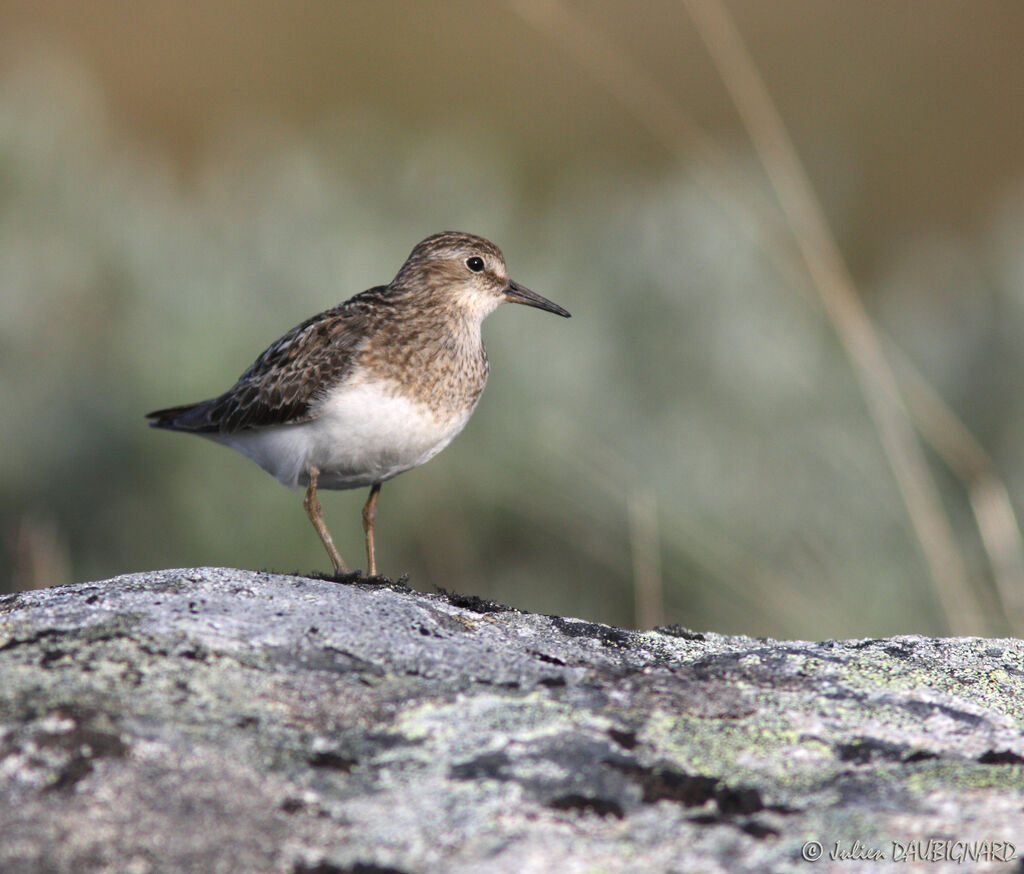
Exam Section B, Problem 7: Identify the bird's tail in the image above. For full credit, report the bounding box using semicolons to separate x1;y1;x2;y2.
145;402;217;432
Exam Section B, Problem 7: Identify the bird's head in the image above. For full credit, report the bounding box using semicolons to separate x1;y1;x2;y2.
392;231;571;323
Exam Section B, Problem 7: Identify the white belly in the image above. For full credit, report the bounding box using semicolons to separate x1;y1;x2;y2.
208;380;476;490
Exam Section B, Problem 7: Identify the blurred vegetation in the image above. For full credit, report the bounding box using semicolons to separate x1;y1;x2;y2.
3;3;1024;639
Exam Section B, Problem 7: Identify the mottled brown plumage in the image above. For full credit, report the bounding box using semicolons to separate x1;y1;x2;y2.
147;231;570;576
147;287;390;433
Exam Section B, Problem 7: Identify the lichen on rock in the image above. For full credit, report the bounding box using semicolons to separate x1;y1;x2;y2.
2;568;1023;873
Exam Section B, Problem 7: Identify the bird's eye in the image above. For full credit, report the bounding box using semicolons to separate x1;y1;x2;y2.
466;256;485;273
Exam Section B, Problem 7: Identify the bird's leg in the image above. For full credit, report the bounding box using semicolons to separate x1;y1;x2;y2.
303;466;348;575
362;482;382;577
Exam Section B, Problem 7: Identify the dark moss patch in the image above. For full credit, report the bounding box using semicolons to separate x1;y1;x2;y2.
848;639;885;650
835;737;912;765
899;698;984;727
687;646;846;688
715;784;767;816
656;625;706;641
978;749;1024;765
740;820;781;839
638;766;719;806
26;706;130;793
903;749;939;763
281;797;307;814
884;642;919;660
294;863;410;874
450;751;511;781
308;751;358;772
0;627;71;655
0;593;26;614
530;650;567;666
263;644;384;676
0;615;143;660
607;759;795;821
303;570;413;594
435;588;515;614
607;728;639;750
549;616;632;649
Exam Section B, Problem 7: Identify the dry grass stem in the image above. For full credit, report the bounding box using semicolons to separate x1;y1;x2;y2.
507;0;1022;635
546;433;837;633
681;0;984;634
887;341;1024;632
628;488;665;629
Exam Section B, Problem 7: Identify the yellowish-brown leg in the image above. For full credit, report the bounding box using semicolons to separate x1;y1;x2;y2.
303;466;348;575
362;482;382;577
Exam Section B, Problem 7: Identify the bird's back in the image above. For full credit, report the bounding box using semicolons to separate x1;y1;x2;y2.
146;286;396;434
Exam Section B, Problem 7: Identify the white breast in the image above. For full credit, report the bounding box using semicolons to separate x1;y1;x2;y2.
209;380;476;490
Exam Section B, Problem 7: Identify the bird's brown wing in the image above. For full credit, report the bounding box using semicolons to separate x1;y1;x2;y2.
147;287;394;433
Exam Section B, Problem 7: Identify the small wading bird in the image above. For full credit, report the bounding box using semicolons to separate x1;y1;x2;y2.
147;231;571;576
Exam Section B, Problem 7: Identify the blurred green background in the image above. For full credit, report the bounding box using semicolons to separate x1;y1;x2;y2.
3;1;1024;639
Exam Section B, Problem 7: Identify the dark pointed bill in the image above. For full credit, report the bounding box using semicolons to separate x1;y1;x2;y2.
503;279;571;318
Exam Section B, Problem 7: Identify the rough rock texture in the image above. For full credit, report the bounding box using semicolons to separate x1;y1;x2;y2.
2;569;1024;874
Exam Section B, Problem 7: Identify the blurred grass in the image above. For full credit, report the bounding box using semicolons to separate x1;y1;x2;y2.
3;25;1024;638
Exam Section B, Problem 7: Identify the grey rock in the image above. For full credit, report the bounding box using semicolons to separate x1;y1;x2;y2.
1;568;1023;874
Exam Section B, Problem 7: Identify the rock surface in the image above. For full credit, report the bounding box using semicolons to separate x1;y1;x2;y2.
2;569;1024;874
